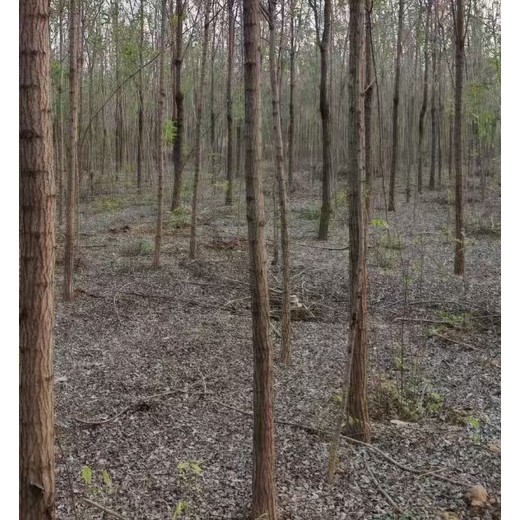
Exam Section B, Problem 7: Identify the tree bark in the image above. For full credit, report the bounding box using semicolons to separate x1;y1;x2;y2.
20;0;56;516
171;0;185;211
153;0;167;268
189;2;211;259
364;0;373;218
429;10;438;191
287;0;296;189
317;0;332;240
64;0;81;301
243;0;278;517
137;0;145;192
225;0;235;206
268;0;292;364
454;0;465;275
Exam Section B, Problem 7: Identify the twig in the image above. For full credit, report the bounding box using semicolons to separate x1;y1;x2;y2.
294;242;348;251
363;451;401;513
81;498;126;519
430;331;478;350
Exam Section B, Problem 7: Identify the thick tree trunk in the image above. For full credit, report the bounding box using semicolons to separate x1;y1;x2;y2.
64;0;81;301
153;0;167;268
20;0;56;516
268;0;292;364
417;1;432;195
171;0;185;211
388;0;404;211
225;0;235;206
454;0;465;275
243;0;278;517
318;0;332;240
189;3;211;259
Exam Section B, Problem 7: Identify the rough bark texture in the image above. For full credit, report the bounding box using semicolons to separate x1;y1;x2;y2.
454;0;465;275
153;0;167;268
268;0;292;364
171;0;185;211
417;1;432;195
364;0;373;218
388;0;404;211
318;0;332;240
20;0;56;517
287;0;296;189
189;3;211;259
346;0;371;443
137;0;144;192
243;0;278;517
429;13;438;191
64;0;80;300
225;0;235;206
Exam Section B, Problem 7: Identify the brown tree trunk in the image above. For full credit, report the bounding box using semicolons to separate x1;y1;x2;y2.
418;1;432;195
137;0;145;192
429;11;439;191
454;0;465;275
153;0;167;268
318;0;332;240
346;0;370;443
171;0;185;211
64;0;81;301
268;0;292;364
364;0;373;218
388;0;404;211
114;1;123;177
243;0;278;517
287;0;296;189
225;0;235;206
20;0;56;516
189;2;211;259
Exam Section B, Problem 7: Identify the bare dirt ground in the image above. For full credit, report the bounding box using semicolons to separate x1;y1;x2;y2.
54;171;500;520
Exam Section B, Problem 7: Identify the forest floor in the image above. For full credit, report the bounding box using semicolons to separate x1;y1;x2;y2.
54;170;501;520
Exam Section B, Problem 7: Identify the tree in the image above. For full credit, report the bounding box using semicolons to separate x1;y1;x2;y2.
20;0;56;516
309;0;332;240
189;1;211;259
137;0;145;192
171;0;185;211
453;0;465;275
153;0;167;268
388;0;404;211
225;0;235;206
243;0;278;517
64;0;81;300
328;0;370;483
267;0;292;363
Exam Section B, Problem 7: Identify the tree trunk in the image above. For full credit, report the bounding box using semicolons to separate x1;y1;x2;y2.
287;0;296;189
114;1;123;177
454;0;465;275
153;0;167;268
429;12;438;191
243;0;278;517
64;0;81;301
171;0;185;211
189;2;211;259
318;0;332;240
388;0;405;211
225;0;235;206
268;0;292;364
364;1;373;218
137;0;145;192
417;1;432;195
20;0;56;516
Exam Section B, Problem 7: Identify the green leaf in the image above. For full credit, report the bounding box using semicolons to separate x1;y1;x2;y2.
172;500;189;519
82;466;93;486
371;218;389;229
102;470;113;489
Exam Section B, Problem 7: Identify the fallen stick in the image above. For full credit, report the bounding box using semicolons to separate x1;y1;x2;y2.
430;331;478;351
363;451;401;513
81;498;126;519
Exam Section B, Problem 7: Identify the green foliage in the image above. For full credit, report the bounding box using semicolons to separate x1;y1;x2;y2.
164;120;178;146
371;218;389;229
380;234;404;250
177;461;203;477
82;466;93;486
120;239;154;257
168;206;191;229
93;195;126;213
212;180;229;193
466;415;483;443
172;500;189;520
80;467;115;498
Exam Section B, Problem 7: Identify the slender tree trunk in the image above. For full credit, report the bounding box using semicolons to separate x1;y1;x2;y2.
243;0;278;517
318;0;332;240
364;0;373;218
388;0;405;211
236;121;242;178
328;0;369;482
189;3;211;259
171;0;185;211
137;0;145;192
64;0;81;301
418;1;432;195
57;1;65;225
268;0;292;364
454;0;465;275
20;0;56;516
114;1;123;177
153;0;167;268
429;12;438;190
287;0;296;189
225;0;235;206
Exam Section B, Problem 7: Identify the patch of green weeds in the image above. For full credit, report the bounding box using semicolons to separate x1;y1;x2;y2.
119;239;154;257
168;206;191;229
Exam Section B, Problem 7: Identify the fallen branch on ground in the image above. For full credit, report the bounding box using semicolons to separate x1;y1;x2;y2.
81;498;126;519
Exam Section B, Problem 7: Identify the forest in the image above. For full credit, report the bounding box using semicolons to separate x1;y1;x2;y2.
20;0;501;518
